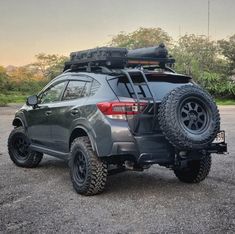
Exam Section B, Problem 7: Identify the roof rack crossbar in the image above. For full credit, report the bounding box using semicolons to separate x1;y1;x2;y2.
64;64;115;74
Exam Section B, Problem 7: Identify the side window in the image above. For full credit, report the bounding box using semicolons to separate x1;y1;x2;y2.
62;80;87;101
39;82;66;104
90;79;100;96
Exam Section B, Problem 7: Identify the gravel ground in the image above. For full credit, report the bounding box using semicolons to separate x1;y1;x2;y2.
0;105;234;234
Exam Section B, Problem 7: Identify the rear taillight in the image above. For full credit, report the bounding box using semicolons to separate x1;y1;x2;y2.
97;101;147;119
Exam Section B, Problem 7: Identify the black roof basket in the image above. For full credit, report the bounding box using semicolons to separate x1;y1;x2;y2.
63;44;175;72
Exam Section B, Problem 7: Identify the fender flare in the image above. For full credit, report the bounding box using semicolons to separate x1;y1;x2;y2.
70;125;99;155
12;117;25;128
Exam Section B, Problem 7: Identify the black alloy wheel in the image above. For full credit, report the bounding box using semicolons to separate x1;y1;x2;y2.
12;134;30;161
69;137;108;196
8;127;43;167
179;97;209;134
73;150;87;185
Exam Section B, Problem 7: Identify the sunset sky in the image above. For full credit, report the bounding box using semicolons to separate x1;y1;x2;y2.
0;0;234;66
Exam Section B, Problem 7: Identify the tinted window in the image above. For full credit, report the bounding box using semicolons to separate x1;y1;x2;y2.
108;77;151;99
108;74;189;100
62;81;87;101
90;79;100;96
39;82;66;104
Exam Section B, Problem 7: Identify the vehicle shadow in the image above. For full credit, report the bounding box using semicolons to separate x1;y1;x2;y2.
38;156;68;170
105;169;187;195
37;157;207;197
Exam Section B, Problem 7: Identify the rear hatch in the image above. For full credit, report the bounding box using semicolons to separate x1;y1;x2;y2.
107;70;191;135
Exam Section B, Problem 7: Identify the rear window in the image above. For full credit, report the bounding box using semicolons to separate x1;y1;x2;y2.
108;73;190;100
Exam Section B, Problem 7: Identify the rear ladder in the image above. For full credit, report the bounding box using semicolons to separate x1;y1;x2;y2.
120;69;157;133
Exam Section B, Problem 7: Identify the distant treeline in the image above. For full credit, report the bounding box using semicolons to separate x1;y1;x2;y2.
0;27;235;99
0;54;68;95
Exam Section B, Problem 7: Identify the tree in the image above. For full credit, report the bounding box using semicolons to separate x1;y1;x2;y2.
0;66;10;91
218;34;235;74
33;53;68;80
172;34;235;98
6;66;46;93
9;66;35;83
172;34;219;74
109;27;172;49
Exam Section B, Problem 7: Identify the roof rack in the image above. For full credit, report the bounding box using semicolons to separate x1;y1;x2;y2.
63;44;175;73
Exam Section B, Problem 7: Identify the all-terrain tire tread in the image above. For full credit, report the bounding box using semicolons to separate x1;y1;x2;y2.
69;137;108;196
158;85;220;149
174;155;212;183
8;126;43;168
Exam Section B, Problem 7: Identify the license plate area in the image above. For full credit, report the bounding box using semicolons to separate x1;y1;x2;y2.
213;131;225;143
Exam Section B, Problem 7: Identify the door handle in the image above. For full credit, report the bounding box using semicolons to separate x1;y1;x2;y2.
70;109;80;116
45;110;52;116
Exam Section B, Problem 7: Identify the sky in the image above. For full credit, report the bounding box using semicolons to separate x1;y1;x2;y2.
0;0;234;66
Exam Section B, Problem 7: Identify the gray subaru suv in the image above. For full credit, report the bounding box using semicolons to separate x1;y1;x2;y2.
8;46;227;195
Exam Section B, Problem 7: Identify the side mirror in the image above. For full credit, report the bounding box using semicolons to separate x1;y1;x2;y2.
26;95;38;106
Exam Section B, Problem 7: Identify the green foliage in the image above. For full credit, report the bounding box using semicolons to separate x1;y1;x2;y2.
215;98;235;105
198;71;235;97
0;54;68;105
110;29;235;99
0;28;235;104
171;34;235;99
33;53;68;80
110;27;172;49
9;79;47;93
0;91;28;106
172;34;218;75
4;65;48;94
0;66;11;92
218;34;235;73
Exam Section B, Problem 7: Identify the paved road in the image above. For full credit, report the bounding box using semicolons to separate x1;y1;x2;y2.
0;105;234;234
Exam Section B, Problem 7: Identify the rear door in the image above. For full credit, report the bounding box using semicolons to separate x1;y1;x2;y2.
49;75;92;152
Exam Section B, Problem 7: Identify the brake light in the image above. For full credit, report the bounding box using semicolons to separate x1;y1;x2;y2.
97;101;147;118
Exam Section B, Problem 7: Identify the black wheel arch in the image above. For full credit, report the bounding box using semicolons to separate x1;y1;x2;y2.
69;126;98;154
13;117;25;128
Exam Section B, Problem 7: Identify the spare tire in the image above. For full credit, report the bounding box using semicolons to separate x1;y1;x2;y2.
158;85;220;150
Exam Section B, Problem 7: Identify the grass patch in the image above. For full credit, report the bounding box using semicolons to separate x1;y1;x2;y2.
0;91;29;106
215;98;235;105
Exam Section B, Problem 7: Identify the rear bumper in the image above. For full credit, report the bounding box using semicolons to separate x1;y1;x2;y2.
106;136;227;165
107;134;174;164
205;142;227;154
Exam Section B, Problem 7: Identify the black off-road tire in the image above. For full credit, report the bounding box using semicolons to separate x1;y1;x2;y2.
158;85;220;149
174;154;211;183
69;137;108;196
8;127;43;168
